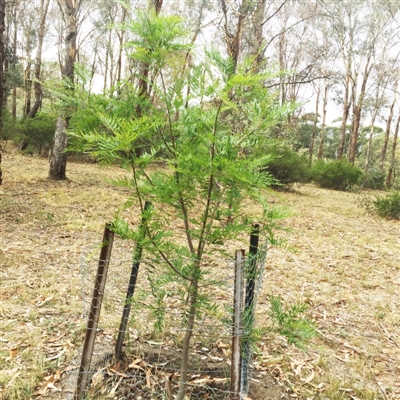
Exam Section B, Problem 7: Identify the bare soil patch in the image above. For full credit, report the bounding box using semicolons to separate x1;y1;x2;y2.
1;147;399;399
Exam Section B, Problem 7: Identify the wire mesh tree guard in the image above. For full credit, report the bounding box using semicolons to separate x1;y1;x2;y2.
74;222;267;400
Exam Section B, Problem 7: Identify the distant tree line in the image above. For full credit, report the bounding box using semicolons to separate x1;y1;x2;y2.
0;0;399;188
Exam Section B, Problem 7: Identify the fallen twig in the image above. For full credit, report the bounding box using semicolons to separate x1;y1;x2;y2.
379;321;400;349
370;355;389;400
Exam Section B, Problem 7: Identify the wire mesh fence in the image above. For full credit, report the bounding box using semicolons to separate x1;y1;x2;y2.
67;224;267;400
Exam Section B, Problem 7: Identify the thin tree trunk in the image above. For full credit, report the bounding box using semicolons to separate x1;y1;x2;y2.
365;113;377;173
346;72;358;161
279;34;286;106
11;5;17;119
379;83;397;172
28;0;50;118
49;0;79;180
365;83;384;172
176;273;199;400
116;29;124;85
337;71;352;159
24;57;32;116
115;6;127;93
0;0;5;185
310;86;320;162
103;39;109;92
89;50;97;94
348;56;372;164
386;112;399;187
108;29;114;89
317;80;328;159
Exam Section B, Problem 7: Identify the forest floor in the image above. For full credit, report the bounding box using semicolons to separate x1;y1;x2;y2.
0;145;399;400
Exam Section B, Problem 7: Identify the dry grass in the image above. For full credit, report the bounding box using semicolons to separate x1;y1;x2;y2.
258;186;400;399
0;146;399;399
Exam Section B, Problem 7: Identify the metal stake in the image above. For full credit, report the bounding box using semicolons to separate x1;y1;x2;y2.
115;201;152;359
75;224;114;400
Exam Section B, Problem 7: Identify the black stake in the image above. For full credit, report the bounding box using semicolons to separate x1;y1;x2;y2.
241;224;260;395
115;201;152;359
245;224;260;309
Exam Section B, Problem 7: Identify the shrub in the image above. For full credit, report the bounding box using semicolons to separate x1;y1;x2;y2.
4;115;55;156
372;190;400;220
267;295;317;349
263;145;311;187
311;159;363;191
361;168;386;190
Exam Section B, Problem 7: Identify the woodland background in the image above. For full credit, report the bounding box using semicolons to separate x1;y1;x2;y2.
0;0;399;182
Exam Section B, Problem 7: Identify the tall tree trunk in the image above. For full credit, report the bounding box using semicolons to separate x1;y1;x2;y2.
11;5;17;119
24;56;32;116
317;80;328;159
346;72;358;161
365;83;384;172
250;0;266;68
337;69;352;159
365;112;378;173
28;0;50;118
348;56;372;164
108;29;114;89
103;35;109;92
115;5;127;93
0;0;5;185
49;0;79;180
379;83;397;172
279;33;286;106
137;0;163;108
310;86;320;163
386;112;399;187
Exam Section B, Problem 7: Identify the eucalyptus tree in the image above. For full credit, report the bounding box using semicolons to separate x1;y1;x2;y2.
90;0;130;92
380;76;399;172
267;2;323;108
28;0;51;118
348;3;398;164
19;1;38;117
363;69;390;172
48;0;80;180
7;0;20;119
319;1;364;160
215;0;287;72
319;0;399;163
317;76;329;159
386;110;400;187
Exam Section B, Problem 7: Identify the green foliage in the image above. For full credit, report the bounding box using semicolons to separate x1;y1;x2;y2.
4;48;24;99
292;118;318;152
3;113;56;155
66;10;289;398
311;159;363;191
262;145;311;187
372;190;400;220
124;10;190;70
268;295;317;349
360;168;386;190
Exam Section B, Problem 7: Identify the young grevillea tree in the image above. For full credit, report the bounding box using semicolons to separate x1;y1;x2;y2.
69;11;287;399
